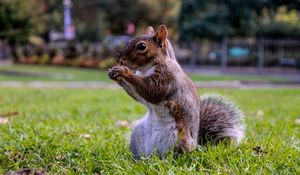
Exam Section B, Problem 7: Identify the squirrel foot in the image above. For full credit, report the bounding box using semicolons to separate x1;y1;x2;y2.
176;130;195;153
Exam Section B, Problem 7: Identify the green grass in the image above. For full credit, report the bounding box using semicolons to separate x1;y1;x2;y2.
0;88;299;174
0;65;290;82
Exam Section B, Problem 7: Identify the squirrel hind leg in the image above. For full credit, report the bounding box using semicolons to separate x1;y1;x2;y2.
198;94;246;145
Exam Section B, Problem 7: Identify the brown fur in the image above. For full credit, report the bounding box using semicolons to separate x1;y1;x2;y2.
108;25;245;159
108;25;200;153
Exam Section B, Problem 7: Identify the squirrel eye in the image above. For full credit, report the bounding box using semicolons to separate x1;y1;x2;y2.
136;43;147;51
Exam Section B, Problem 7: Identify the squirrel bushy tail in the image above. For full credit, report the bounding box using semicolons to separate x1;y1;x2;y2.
198;94;245;145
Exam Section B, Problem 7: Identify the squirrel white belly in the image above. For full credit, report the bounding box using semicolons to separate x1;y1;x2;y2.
131;105;177;158
108;25;245;159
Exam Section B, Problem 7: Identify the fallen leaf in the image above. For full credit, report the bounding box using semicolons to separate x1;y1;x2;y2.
115;120;138;128
80;134;91;139
0;118;8;124
295;119;300;125
115;120;130;127
256;110;264;117
0;111;18;118
55;155;65;160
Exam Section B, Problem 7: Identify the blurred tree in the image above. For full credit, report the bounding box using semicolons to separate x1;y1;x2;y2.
43;0;64;34
140;0;181;38
178;0;300;40
99;0;181;36
0;0;45;44
0;0;181;43
72;0;107;41
257;3;300;38
140;0;180;26
98;0;152;34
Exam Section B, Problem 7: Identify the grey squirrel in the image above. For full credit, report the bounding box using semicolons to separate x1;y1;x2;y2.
108;25;245;159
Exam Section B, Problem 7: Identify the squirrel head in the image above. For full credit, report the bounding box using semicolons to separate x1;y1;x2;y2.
117;25;173;70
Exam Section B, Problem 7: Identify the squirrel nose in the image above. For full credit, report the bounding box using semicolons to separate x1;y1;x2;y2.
116;56;121;63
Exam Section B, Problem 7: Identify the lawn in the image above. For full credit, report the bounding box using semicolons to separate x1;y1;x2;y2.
0;65;290;82
0;88;299;174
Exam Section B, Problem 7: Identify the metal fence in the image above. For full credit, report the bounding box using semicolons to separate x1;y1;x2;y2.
176;38;300;72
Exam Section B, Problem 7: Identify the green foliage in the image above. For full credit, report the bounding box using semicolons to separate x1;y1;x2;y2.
0;88;299;174
178;0;258;40
71;0;107;41
0;0;35;43
178;0;300;40
71;0;181;39
97;0;180;35
258;5;300;38
0;0;62;43
2;0;300;43
0;0;181;42
138;0;181;32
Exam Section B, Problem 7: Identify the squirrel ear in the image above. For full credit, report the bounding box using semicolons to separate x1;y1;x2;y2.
144;26;154;35
155;25;168;47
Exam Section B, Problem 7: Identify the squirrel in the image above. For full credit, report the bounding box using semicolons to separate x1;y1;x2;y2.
108;25;245;159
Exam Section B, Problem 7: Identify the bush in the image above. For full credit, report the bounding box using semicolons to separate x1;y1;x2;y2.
98;57;116;69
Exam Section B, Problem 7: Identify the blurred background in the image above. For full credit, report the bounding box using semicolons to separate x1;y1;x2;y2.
1;0;300;84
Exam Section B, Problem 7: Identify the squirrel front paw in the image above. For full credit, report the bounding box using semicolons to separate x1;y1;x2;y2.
176;137;195;153
107;65;131;81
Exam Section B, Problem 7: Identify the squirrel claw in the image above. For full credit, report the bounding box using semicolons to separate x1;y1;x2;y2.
108;68;119;80
108;65;130;81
